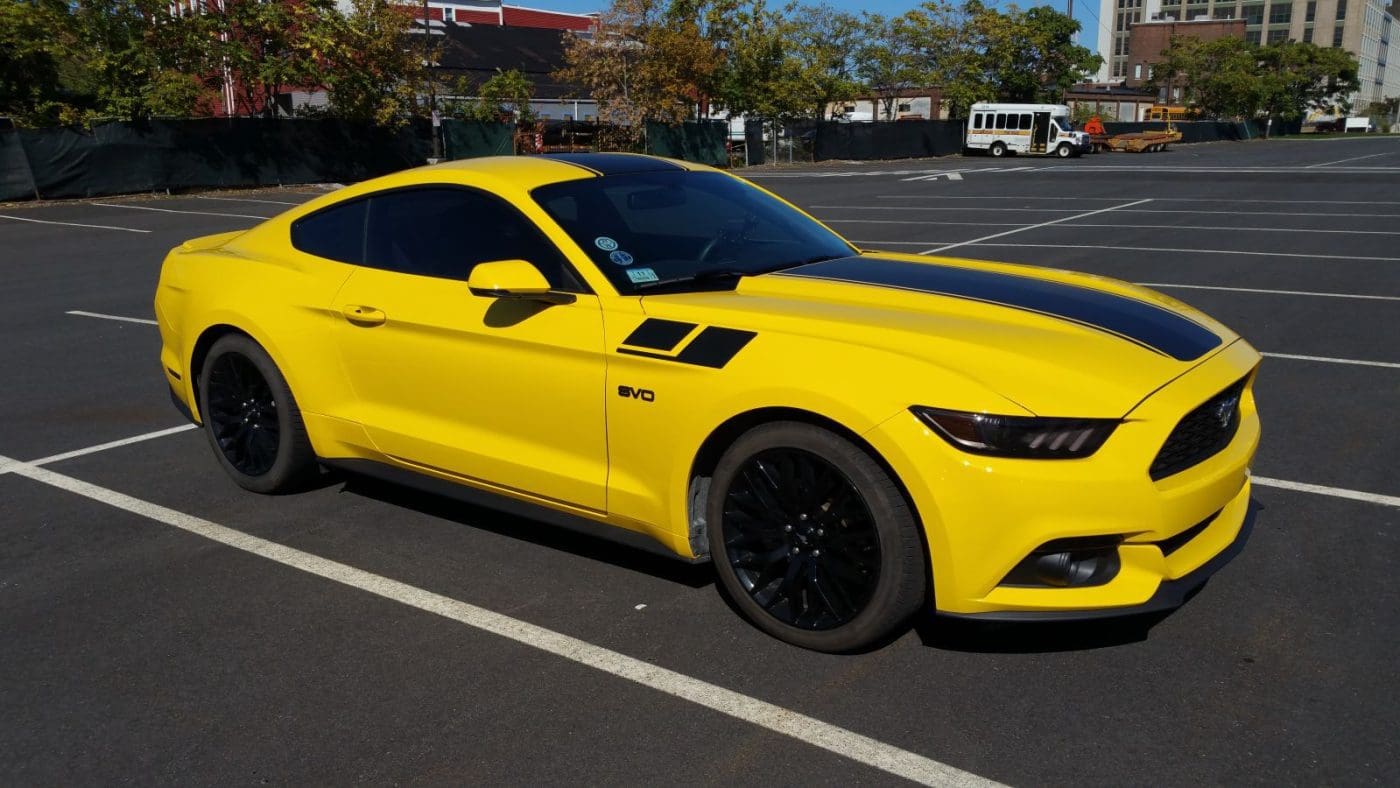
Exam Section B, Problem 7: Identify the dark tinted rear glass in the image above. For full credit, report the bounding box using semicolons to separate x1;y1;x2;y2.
290;199;367;264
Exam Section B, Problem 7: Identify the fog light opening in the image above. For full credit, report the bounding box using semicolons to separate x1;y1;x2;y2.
1001;537;1122;588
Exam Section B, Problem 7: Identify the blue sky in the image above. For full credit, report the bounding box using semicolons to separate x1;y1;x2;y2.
526;1;1106;54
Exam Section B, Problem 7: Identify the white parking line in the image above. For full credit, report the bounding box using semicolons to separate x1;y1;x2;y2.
921;200;1153;255
1252;477;1400;508
875;196;1400;205
195;195;304;206
24;424;199;468
1259;352;1400;369
0;213;151;233
0;454;999;788
66;310;158;325
943;241;1400;263
815;205;1400;219
822;218;1400;236
91;202;270;220
1304;151;1395;168
1138;283;1400;302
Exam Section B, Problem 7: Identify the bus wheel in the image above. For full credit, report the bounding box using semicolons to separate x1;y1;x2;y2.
989;142;1007;157
1055;143;1074;158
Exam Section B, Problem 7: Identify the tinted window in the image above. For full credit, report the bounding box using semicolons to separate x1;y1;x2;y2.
1020;113;1032;130
972;114;982;129
995;112;1006;129
364;187;579;289
532;170;854;295
290;199;367;264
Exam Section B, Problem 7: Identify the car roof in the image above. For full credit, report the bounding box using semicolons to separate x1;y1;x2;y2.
415;153;703;190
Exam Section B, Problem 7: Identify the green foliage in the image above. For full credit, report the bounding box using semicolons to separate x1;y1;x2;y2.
1;0;73;125
1148;36;1361;132
323;0;425;126
855;11;922;120
460;68;537;125
782;6;864;120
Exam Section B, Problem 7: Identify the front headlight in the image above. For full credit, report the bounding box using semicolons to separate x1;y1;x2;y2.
911;407;1119;459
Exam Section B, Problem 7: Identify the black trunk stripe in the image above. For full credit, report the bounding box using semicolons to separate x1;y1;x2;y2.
779;257;1220;361
537;153;685;176
616;326;756;369
621;319;697;351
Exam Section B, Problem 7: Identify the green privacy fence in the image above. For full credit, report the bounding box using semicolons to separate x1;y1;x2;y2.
0;117;727;202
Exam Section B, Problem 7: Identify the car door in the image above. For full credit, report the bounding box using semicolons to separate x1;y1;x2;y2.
330;185;609;512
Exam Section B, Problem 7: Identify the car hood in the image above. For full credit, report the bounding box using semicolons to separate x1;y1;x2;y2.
638;253;1238;417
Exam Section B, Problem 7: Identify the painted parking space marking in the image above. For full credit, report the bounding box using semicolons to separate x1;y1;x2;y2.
822;218;1400;236
22;424;199;469
921;199;1153;255
91;202;272;220
0;451;1002;788
875;196;1400;204
195;195;305;206
1253;476;1400;508
1138;283;1400;302
846;240;1400;263
815;204;1400;219
1259;352;1400;369
66;310;158;326
1304;151;1396;168
0;213;151;233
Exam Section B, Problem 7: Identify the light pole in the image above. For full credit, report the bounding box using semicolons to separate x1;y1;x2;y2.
422;0;442;162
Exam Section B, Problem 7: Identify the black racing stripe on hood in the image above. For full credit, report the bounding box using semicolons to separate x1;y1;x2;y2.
778;257;1221;361
537;153;685;176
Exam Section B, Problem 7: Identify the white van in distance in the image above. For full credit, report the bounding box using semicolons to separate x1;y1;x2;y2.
965;103;1089;158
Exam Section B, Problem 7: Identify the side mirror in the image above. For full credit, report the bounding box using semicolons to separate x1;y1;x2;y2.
467;259;574;305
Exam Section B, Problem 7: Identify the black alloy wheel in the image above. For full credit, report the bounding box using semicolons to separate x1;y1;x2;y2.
205;351;280;477
721;448;881;630
708;422;926;652
198;333;318;494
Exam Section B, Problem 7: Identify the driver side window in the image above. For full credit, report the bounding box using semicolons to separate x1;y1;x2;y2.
363;187;584;291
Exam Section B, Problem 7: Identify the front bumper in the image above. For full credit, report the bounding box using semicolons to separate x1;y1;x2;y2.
867;338;1261;618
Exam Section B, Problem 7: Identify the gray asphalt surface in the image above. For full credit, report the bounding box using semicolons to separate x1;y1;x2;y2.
2;136;1398;786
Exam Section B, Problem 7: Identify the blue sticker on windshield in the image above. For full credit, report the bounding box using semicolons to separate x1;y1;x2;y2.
609;250;635;266
594;236;619;252
626;267;659;284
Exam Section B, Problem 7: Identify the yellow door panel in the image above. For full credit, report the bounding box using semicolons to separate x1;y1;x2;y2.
332;267;609;511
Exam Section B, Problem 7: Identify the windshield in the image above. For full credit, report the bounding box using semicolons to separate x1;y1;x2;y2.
531;170;855;294
1055;118;1074;132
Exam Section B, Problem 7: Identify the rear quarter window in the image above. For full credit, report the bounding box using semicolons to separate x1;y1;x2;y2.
290;199;367;264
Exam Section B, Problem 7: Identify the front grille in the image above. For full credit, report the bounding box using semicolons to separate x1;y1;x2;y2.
1149;378;1247;481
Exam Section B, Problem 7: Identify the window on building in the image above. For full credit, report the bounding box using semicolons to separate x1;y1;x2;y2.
1243;5;1264;25
1336;0;1346;20
1214;7;1235;19
1306;1;1316;21
1134;63;1143;79
1303;25;1313;41
897;103;911;112
1334;24;1345;46
443;7;454;22
1268;29;1289;43
1246;30;1262;44
1269;5;1292;23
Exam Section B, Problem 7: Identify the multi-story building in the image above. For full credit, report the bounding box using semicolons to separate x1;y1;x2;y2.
1096;0;1399;107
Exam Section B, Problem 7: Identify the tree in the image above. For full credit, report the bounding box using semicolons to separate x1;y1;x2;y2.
462;68;537;124
1146;36;1262;119
0;0;73;124
778;5;863;120
1256;41;1359;133
856;12;921;120
556;0;722;141
323;0;424;126
209;0;337;117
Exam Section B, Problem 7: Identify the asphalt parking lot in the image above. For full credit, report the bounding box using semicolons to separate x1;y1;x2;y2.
2;136;1397;785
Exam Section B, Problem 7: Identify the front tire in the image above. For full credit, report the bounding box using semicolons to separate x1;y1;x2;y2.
198;333;318;494
1055;143;1074;158
707;422;926;652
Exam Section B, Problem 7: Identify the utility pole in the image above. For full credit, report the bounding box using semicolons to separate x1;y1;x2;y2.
422;0;442;162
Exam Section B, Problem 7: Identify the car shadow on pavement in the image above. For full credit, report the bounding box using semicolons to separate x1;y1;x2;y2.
338;473;716;590
913;608;1178;653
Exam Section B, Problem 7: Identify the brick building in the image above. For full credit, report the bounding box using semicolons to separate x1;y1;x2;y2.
1123;17;1248;90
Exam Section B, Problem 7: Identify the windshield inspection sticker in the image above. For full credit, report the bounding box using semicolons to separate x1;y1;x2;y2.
594;236;619;252
626;267;659;284
609;250;635;266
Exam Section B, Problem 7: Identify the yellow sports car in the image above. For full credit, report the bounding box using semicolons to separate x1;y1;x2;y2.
155;153;1259;651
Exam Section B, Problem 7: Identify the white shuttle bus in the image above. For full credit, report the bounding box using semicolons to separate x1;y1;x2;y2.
965;103;1088;158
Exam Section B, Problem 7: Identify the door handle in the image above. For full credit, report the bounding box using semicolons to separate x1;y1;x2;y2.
342;305;386;326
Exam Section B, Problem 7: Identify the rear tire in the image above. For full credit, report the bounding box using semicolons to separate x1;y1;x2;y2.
989;141;1007;158
198;333;318;494
707;422;926;652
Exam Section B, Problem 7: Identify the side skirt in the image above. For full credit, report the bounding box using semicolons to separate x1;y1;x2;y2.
322;457;709;565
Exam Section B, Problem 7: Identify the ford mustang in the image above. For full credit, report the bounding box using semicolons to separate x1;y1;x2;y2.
155;153;1260;651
